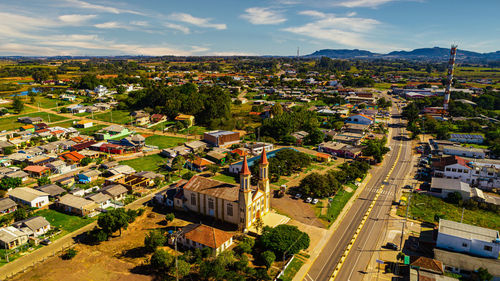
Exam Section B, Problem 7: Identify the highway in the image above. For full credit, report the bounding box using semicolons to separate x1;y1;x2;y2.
304;100;414;281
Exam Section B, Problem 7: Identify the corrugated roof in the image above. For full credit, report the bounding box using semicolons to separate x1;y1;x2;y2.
183;175;239;202
439;219;499;242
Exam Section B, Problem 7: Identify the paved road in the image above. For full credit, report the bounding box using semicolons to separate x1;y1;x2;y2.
302;100;412;281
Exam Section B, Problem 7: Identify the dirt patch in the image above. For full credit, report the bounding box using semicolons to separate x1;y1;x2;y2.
271;195;326;228
11;208;182;281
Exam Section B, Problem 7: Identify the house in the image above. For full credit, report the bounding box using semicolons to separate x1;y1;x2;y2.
17;116;43;124
20;124;35;132
66;104;86;114
175;114;195;127
56;194;98;216
77;170;100;183
54;176;75;187
184;140;207;154
318;141;362;158
116;135;145;148
130;110;150;126
0;141;14;154
343;123;370;134
186;157;215;172
86;192;112;209
409;256;445;279
59;151;86;164
9;187;49;208
36;184;66;198
100;184;128;201
430;178;472;200
177;152;270;232
0;198;17;215
177;224;234;256
246;143;273;155
23;165;50;178
345;114;374;125
316;152;332;162
291;131;309;143
442;145;486;159
203;130;240;148
13;216;50;237
206;151;226;164
5;170;29;182
436;219;500;259
75;120;93;128
95;125;130;140
160;146;189;158
108;164;136;176
150;114;166;123
0;226;29;249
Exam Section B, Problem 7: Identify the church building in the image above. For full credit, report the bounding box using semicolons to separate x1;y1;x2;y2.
175;149;271;232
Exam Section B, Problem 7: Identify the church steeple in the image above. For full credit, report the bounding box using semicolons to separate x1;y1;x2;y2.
259;148;269;180
258;148;271;213
240;155;251;191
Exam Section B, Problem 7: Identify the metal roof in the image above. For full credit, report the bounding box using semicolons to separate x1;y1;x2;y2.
438;219;499;242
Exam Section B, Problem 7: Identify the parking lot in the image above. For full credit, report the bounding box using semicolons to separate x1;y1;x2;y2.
271;193;326;228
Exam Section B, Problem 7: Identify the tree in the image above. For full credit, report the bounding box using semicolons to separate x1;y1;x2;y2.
261;251;276;269
2;146;14;155
172;156;185;176
445;192;462;205
37;176;51;186
80;157;92;166
258;225;310;257
62;248;78;260
13;208;28;221
207;164;220;176
97;208;130;237
169;259;191;278
299;172;331;198
32;70;50;83
255;267;271;280
150;249;174;272
0;177;22;190
182;171;195;180
144;230;166;252
12;95;24;114
402;102;419;124
165;213;175;223
253;217;264;234
235;237;254;254
474;267;493;281
270;103;283;117
305;129;324;145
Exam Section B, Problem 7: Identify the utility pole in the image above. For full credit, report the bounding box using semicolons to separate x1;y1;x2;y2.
400;192;412;250
460;207;465;223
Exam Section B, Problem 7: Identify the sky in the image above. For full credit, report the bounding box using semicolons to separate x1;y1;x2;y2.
0;0;499;56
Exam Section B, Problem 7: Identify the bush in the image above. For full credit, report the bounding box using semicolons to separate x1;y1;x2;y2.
144;230;166;252
62;248;78;260
165;213;175;223
234;237;254;254
87;227;109;242
261;251;276;269
258;225;310;257
182;171;195;180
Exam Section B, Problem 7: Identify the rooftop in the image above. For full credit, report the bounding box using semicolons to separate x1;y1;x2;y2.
438;219;499;242
9;187;49;202
183;175;239;202
182;224;233;249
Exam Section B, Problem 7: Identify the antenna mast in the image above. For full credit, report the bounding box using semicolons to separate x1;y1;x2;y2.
443;45;457;111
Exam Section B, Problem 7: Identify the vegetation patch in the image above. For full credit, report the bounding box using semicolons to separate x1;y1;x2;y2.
119;153;165;172
145;135;186;149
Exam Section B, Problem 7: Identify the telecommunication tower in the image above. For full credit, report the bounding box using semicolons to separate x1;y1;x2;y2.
443;45;457;111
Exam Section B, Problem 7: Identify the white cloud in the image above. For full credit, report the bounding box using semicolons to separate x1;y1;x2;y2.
94;21;124;29
58;14;96;25
130;21;149;27
347;12;357;17
335;0;395;8
241;7;287;25
284;11;383;49
164;22;190;34
62;0;144;15
169;12;227;30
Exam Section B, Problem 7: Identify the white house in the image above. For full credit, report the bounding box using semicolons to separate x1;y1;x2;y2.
442;145;486;159
436;219;500;259
0;226;29;249
8;188;49;208
13;216;51;237
177;224;234;256
430;178;471;200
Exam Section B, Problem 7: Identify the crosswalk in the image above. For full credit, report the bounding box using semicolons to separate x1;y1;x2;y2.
366;189;394;196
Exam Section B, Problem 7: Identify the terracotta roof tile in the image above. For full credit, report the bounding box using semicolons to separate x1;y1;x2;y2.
183;224;233;249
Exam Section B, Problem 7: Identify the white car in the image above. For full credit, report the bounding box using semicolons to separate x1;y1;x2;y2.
312;198;319;204
295;193;302;199
305;197;312;203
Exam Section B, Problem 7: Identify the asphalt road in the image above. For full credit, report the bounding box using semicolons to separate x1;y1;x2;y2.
304;103;412;281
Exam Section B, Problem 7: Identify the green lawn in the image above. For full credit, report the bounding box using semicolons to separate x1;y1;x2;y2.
213;173;238;184
119;154;166;172
0;111;69;131
34;96;72;109
397;192;500;230
319;186;357;226
75;124;106;136
179;125;208;135
280;256;305;281
23;111;69;123
145;135;186;149
92;110;131;124
36;209;96;237
51;119;77;128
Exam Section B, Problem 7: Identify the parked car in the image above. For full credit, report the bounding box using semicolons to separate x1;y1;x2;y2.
294;193;302;199
312;198;319;204
385;242;398;250
40;239;52;245
305;197;312;203
404;184;412;189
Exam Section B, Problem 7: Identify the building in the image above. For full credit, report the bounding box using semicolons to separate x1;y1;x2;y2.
436;219;500;259
246;143;274;155
36;184;66;198
75;120;93;128
100;184;128;201
13;216;50;237
77;170;100;183
95;125;131;140
449;134;484;144
430;178;472;200
0;226;29;249
8;187;49;208
150;114;166;123
0;198;17;215
86;192;112;209
175;114;195;127
177;150;271;232
442;145;486;159
59;151;86;164
177;224;234;256
56;194;98;216
23;165;50;178
345;114;374;125
318;141;362;158
203;130;240;148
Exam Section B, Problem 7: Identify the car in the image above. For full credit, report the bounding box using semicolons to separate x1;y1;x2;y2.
40;239;52;245
385;242;398;250
404;184;412;189
294;193;302;199
312;198;319;204
333;156;338;160
305;197;312;203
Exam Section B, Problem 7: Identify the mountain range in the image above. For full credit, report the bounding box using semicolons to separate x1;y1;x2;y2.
306;47;500;61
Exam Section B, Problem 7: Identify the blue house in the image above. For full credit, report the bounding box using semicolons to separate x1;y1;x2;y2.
77;170;100;183
345;114;374;125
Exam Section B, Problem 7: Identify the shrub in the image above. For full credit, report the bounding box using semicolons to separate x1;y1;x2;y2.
62;248;78;260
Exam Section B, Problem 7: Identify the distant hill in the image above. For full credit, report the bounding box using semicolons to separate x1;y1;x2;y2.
306;47;500;61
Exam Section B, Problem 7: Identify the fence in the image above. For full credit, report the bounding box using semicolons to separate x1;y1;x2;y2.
1;241;75;280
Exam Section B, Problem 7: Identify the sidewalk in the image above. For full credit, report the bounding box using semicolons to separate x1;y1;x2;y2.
0;183;171;280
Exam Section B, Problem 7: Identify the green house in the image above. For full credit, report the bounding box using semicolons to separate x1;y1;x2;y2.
95;125;130;140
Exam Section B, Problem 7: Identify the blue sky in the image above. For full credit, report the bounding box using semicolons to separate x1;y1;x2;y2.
0;0;498;56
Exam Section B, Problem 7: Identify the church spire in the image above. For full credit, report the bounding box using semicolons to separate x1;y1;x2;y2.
259;148;268;165
240;155;251;176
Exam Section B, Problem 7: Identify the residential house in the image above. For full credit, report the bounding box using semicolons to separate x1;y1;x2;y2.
161;146;189;158
175;114;195;127
316;152;332;162
345;114;374;125
5;170;29;182
36;184;66;198
343;123;370;134
318;141;362;158
246;143;273;155
186;157;215;172
56;194;98;216
203;130;240;148
442;145;486;159
449;134;484;144
108;164;136;176
100;184;128;201
291;131;309;144
95;125;130;140
86;192;112;209
0;141;14;154
150;114;166;123
184;140;207;154
17;116;42;124
23;165;50;178
54;176;75;187
59;151;85;165
0;226;29;249
206;151;226;165
430;178;473;200
9;187;49;208
13;216;50;237
130;110;150;126
0;198;17;215
77;170;100;183
177;224;234;256
75;120;93;128
436;219;500;259
20;124;35;132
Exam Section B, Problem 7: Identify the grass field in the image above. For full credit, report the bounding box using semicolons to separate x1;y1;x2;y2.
0;111;69;131
119;153;165;172
397;192;500;230
75;124;106;136
24;111;69;123
92;110;131;124
36;209;96;237
280;256;305;281
179;125;208;135
51;119;77;128
319;185;357;226
213;173;238;184
145;135;186;149
34;96;72;109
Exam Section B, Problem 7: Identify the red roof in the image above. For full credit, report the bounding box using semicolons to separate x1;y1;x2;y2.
240;155;251;175
259;148;268;165
51;130;64;135
358;114;374;121
60;151;85;162
192;157;214;167
35;129;50;133
23;165;49;173
231;148;248;157
433;155;470;170
183;224;233;249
